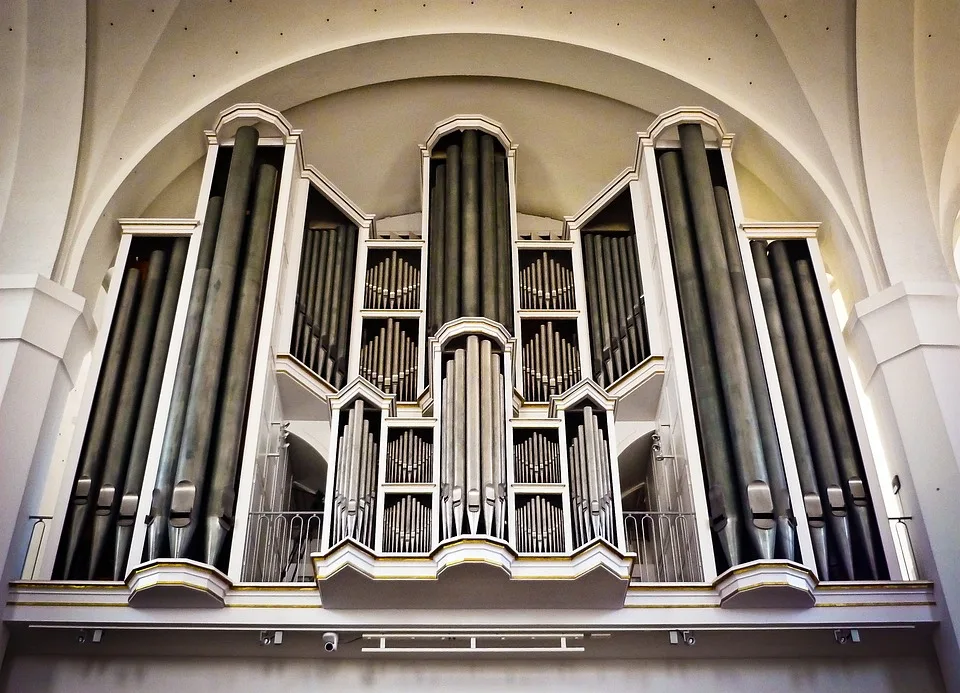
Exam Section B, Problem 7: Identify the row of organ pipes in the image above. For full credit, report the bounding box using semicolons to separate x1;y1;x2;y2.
364;250;420;310
519;251;576;310
359;319;419;401
52;114;890;583
521;321;582;401
657;122;882;578
59;126;279;577
291;220;358;387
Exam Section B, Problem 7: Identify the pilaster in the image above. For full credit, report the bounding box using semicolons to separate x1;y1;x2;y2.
846;280;960;693
0;274;88;660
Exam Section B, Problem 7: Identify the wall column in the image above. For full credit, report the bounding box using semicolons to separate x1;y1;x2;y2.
846;281;960;693
0;275;89;661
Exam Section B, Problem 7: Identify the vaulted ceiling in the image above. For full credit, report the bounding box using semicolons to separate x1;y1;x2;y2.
5;0;958;309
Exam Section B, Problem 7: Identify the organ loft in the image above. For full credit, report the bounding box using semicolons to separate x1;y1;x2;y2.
33;105;893;590
3;101;942;682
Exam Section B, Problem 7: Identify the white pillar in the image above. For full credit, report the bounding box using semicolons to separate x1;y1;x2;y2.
846;281;960;693
0;274;88;661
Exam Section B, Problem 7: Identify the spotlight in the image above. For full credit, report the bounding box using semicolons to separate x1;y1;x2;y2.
259;630;283;646
834;628;860;645
322;632;339;652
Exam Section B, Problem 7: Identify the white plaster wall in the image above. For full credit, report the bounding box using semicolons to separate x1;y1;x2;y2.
0;655;945;693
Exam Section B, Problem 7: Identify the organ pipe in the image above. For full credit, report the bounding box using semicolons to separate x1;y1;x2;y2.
439;337;507;539
566;406;616;549
146;197;223;561
205;164;278;565
751;241;834;577
581;230;648;386
331;399;379;549
714;186;795;561
676;123;775;563
291;221;359;387
659;150;742;568
427;130;513;332
168;126;261;559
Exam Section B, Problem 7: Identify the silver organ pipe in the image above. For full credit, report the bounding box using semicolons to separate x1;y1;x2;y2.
567;406;617;549
427;130;513;333
439;337;507;539
364;250;420;310
291;219;359;387
522;321;580;402
331;399;379;549
359;319;418;401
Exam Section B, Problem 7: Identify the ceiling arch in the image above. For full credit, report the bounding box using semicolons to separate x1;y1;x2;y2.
56;2;898;307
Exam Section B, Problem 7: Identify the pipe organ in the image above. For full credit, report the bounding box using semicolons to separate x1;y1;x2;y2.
43;106;897;592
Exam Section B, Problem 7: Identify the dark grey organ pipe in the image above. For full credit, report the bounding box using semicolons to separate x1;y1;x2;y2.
480;135;498;320
658;151;741;568
767;241;854;579
292;227;314;356
443;143;461;324
599;235;625;378
168;125;259;559
63;267;141;577
494;153;511;330
624;234;649;359
205;164;278;566
89;249;169;578
315;226;338;371
428;164;446;335
333;226;357;388
114;237;188;579
323;226;347;382
590;234;615;384
580;232;604;384
146;197;223;560
461;131;480;316
792;246;879;579
714;186;795;562
677;123;775;561
304;229;326;363
750;240;830;577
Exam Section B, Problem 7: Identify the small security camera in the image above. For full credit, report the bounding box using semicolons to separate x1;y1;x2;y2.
683;631;696;646
322;632;339;652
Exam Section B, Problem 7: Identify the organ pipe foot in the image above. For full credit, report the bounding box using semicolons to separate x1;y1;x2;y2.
749;523;776;562
167;522;196;560
62;501;89;579
852;504;880;579
205;517;230;566
830;513;856;580
87;511;113;579
113;523;134;581
808;523;830;580
776;518;797;563
716;517;741;569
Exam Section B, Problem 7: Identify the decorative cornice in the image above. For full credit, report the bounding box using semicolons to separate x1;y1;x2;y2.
422;114;517;155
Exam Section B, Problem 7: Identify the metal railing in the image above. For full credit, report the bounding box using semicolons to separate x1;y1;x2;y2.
889;516;921;581
242;511;323;582
623;510;702;583
19;515;53;580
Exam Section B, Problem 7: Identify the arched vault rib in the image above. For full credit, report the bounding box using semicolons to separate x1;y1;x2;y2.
57;32;879;308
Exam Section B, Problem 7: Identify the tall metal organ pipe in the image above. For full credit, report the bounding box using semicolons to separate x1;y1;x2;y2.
290;222;358;386
750;241;833;577
774;240;881;579
427;131;514;332
580;228;648;386
146;197;223;560
205;164;278;565
60;236;191;578
658;150;742;568
439;337;507;539
714;186;795;561
87;249;169;578
113;238;189;578
675;123;775;563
